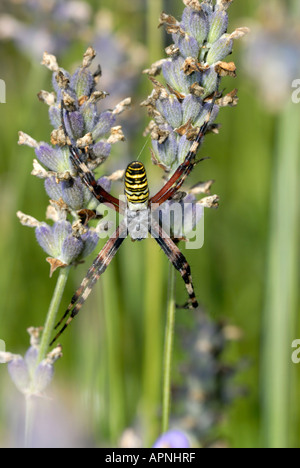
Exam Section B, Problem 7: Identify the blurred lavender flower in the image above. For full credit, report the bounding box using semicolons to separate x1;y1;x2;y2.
0;2;146;147
170;310;244;444
4;390;95;448
117;315;242;448
0;327;62;396
92;9;146;110
153;429;190;449
142;0;249;176
0;0;91;60
18;47;128;275
242;2;300;112
1;327;95;447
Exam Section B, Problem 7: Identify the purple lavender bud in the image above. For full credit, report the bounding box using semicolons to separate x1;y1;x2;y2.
153;430;190;449
202;67;219;98
35;144;71;172
182;95;203;125
82;102;98;132
61;235;84;264
91;141;112;159
61;178;84;210
53;220;72;254
35;143;61;172
194;103;219;128
36;221;85;264
67;111;85;140
49;104;61;129
156;95;183;129
34;361;54;393
44;176;64;202
62;108;75;143
162;59;180;92
58;146;73;171
207;10;228;44
35;224;57;257
177;34;200;59
24;346;39;375
181;8;209;44
162;57;200;95
152;130;178;169
206;36;233;65
8;357;30;394
177;135;192;165
92;112;116;140
70;68;94;98
80;231;99;258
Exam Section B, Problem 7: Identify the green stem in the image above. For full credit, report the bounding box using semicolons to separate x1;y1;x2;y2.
37;266;71;363
162;264;176;434
261;100;300;448
142;241;165;444
103;265;125;442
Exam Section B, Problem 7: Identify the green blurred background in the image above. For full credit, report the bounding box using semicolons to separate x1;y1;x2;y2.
0;0;299;448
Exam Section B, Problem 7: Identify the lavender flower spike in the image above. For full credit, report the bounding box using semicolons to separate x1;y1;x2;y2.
142;0;249;176
18;47;129;275
3;328;62;396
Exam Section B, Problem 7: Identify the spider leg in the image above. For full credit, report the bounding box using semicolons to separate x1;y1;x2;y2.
150;217;198;309
69;145;125;213
60;100;125;213
50;221;128;346
150;92;219;207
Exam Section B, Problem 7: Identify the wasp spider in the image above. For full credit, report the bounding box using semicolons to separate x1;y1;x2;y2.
50;95;217;346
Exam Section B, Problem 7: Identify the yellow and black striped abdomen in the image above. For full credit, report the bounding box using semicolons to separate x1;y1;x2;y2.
125;161;149;208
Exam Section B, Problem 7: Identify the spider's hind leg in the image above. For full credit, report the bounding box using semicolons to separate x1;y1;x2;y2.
150;217;198;310
174;257;199;310
49;222;128;346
